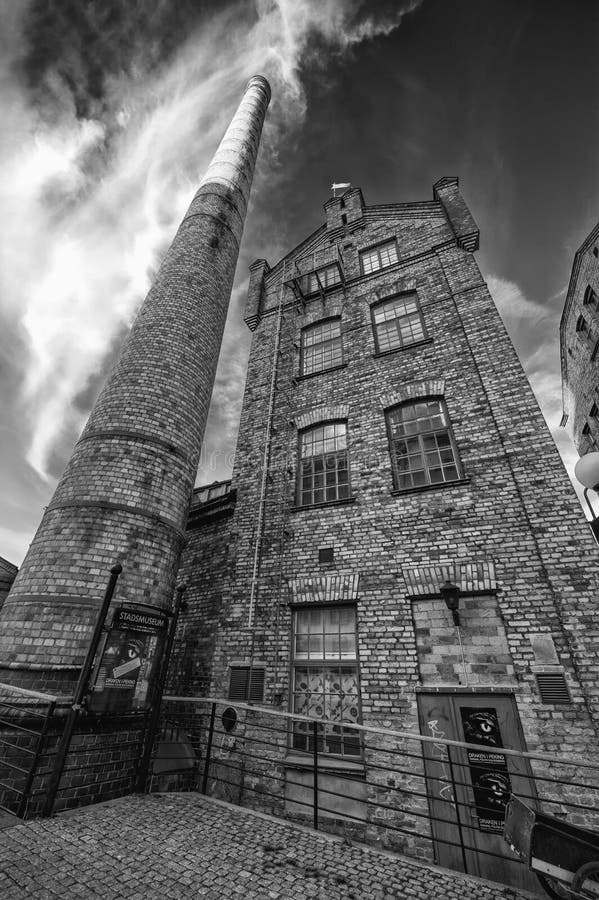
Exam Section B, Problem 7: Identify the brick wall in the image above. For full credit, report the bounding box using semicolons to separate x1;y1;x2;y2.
561;221;599;452
174;182;599;864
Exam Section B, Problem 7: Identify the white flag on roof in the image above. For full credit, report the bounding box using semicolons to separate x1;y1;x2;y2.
331;182;351;196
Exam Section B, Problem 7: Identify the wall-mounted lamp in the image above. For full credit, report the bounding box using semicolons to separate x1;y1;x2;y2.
574;451;599;544
440;579;461;626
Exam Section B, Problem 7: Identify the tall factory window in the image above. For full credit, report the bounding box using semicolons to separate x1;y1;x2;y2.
307;264;341;294
387;399;462;490
576;314;588;334
371;293;426;353
360;239;399;275
301;318;343;375
291;605;360;756
297;422;350;506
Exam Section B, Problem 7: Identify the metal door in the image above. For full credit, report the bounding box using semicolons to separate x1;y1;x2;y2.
417;692;541;894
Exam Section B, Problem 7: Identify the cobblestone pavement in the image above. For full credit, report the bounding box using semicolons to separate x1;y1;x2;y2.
0;793;538;899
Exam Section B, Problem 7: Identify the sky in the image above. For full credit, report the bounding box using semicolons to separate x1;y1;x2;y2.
1;0;599;566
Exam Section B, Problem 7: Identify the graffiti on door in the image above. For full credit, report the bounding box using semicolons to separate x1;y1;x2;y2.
427;719;454;803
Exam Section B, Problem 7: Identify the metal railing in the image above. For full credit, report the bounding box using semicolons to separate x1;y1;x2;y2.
143;696;599;879
0;683;57;819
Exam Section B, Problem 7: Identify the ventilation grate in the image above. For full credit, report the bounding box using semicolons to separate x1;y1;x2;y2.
536;673;571;705
228;666;265;702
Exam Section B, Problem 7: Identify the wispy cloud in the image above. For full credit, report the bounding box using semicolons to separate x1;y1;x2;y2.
0;0;422;486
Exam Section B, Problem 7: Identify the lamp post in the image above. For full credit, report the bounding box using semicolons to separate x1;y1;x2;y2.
574;451;599;544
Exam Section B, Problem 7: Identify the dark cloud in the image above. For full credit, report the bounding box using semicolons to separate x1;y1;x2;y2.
18;0;226;119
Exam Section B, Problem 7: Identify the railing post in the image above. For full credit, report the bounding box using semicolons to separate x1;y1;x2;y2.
41;564;122;817
201;702;217;795
16;699;56;819
312;720;319;831
446;744;468;874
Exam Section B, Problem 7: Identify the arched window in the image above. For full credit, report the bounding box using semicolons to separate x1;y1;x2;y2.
300;318;343;376
584;286;598;308
576;314;588;333
371;292;426;353
297;422;350;506
386;398;462;490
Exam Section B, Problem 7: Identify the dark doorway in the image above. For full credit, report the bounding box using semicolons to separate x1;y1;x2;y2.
417;692;541;894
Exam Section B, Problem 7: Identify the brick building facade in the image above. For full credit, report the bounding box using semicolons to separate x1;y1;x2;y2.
561;221;599;453
173;180;599;887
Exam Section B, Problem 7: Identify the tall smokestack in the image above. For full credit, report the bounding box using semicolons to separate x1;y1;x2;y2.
0;76;271;692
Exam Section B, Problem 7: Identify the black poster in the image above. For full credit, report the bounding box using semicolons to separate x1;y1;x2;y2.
88;607;169;714
460;707;511;833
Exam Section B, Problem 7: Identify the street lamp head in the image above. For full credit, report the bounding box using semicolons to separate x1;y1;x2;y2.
439;579;460;611
574;452;599;491
439;579;461;626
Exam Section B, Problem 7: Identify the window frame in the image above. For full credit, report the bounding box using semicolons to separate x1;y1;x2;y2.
386;397;463;492
576;314;588;334
299;317;344;377
290;604;362;758
296;420;351;508
370;291;427;355
584;286;598;308
306;263;342;296
359;239;399;276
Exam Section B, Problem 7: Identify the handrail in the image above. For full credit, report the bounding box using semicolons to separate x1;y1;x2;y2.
161;694;599;771
0;682;59;703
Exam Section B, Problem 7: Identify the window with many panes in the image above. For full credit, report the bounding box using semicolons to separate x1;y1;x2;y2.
387;399;462;490
297;422;350;506
292;606;360;756
307;264;341;294
371;293;426;353
360;239;399;275
301;318;343;376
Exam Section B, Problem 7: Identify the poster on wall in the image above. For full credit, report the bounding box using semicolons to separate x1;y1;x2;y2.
459;707;512;833
88;607;169;715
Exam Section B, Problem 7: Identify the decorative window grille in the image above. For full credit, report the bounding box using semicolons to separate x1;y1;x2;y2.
307;264;341;294
292;606;361;756
298;422;350;506
228;666;265;702
301;319;343;376
387;399;462;490
371;293;426;353
360;240;399;275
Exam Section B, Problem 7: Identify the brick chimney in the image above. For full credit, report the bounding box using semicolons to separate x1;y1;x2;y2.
0;76;271;693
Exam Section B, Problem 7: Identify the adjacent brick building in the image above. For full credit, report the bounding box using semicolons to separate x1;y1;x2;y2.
174;180;599;889
0;556;17;612
560;221;599;453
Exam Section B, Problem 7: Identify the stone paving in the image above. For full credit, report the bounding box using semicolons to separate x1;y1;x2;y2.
0;793;538;899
